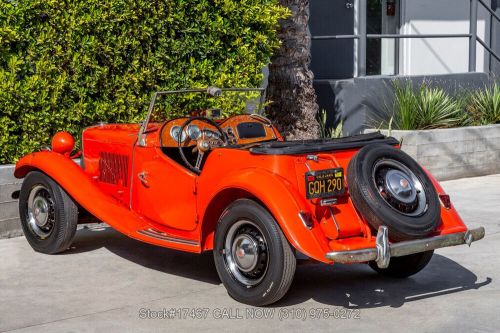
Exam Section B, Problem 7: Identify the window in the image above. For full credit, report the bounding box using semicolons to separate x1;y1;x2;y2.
367;0;399;75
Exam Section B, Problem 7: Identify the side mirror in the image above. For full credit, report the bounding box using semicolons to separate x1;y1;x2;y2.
206;86;222;97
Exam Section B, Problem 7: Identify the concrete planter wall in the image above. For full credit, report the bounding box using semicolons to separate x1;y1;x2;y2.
366;124;500;181
0;164;22;238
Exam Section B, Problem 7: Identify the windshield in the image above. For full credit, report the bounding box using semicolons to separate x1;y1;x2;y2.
145;87;265;123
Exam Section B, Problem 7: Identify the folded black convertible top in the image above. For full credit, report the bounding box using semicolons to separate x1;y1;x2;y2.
249;132;399;155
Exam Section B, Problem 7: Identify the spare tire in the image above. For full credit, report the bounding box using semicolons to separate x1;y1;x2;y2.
347;143;440;241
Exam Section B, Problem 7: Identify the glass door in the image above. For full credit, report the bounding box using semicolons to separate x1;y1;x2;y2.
367;0;400;75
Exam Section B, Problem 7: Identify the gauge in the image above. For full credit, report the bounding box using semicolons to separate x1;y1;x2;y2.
204;129;213;138
170;125;187;143
187;125;201;140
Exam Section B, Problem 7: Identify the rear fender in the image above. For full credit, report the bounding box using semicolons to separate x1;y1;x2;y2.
423;167;467;235
14;152;147;236
200;169;332;263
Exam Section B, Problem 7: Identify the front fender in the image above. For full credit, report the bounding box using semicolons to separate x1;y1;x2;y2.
15;152;147;236
200;168;332;263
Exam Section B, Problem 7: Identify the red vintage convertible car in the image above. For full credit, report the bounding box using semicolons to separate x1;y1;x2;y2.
15;87;484;306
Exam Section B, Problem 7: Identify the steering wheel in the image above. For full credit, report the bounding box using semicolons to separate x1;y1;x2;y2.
178;116;228;174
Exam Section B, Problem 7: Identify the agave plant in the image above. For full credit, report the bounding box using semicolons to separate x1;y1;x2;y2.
383;82;466;130
392;82;418;130
468;83;500;125
414;84;467;129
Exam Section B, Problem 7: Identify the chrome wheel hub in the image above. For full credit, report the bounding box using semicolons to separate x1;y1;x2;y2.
373;159;428;216
224;220;269;287
32;196;49;227
385;169;417;203
27;185;55;239
232;234;259;272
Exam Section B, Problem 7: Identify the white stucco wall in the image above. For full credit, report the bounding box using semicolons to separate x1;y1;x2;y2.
400;0;491;75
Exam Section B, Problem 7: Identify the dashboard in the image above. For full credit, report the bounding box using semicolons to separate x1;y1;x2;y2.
160;114;278;148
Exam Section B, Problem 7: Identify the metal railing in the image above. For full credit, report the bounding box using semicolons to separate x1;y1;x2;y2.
475;0;500;69
311;0;500;77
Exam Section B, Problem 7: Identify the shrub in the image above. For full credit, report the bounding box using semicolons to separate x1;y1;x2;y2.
378;82;468;130
0;0;288;163
467;83;500;125
318;109;343;138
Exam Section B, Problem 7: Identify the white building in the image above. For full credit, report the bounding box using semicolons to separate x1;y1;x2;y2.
309;0;499;133
399;0;493;75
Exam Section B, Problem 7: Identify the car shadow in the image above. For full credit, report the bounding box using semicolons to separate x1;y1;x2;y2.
66;226;491;308
65;225;221;285
278;255;491;308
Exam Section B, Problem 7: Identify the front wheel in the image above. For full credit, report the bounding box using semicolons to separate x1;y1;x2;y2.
213;199;296;306
19;171;78;254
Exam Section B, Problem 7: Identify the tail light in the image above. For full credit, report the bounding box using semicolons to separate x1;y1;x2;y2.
439;194;452;209
298;211;313;229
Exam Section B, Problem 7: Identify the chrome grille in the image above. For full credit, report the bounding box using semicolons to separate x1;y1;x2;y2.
99;152;129;186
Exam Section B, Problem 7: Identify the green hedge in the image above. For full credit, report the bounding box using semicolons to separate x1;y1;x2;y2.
0;0;287;163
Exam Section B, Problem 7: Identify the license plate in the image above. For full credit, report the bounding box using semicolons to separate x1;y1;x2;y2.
305;168;345;199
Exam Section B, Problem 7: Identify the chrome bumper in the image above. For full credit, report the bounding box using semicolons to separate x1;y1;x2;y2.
325;226;485;269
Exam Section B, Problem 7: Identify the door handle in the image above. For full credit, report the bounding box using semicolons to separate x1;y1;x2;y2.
137;171;149;187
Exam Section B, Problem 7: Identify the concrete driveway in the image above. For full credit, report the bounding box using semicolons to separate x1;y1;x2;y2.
0;175;498;333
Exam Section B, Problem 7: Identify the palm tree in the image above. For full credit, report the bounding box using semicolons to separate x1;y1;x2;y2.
266;0;320;140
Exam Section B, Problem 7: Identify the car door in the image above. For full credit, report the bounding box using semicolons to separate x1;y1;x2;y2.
131;144;198;231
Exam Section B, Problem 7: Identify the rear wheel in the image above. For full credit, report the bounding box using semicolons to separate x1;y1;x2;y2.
213;199;296;306
369;250;434;278
19;171;78;254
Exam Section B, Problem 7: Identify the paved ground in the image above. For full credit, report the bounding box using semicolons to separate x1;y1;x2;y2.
0;175;499;333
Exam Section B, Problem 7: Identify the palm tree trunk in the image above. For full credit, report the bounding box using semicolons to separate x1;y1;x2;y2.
266;0;320;140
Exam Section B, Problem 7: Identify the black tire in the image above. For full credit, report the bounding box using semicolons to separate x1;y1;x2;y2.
347;144;440;241
19;171;78;254
213;199;296;306
369;250;434;278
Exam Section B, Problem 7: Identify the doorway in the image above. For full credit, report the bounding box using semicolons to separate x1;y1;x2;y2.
310;0;356;79
367;0;399;75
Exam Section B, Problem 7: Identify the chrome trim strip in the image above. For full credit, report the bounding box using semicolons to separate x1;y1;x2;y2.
327;207;341;235
325;226;485;268
129;141;136;210
321;198;338;206
138;228;199;246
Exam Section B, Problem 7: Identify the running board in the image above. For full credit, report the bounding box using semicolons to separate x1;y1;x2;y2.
138;228;199;246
